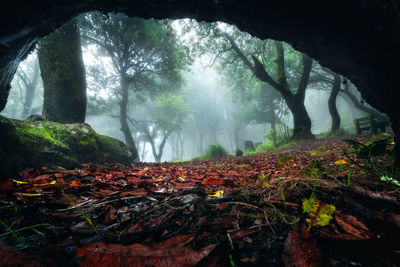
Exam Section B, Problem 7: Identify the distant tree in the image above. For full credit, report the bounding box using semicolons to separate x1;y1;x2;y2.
1;52;43;119
79;12;190;161
129;93;192;162
38;19;86;123
15;54;41;118
183;73;224;155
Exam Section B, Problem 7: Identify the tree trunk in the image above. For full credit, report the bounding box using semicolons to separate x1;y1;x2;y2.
250;41;315;141
119;75;139;161
21;60;40;118
148;133;169;163
328;74;341;133
38;19;86;123
286;96;314;140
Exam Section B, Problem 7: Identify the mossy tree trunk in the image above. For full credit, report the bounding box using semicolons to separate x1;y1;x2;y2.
38;19;86;123
328;73;341;133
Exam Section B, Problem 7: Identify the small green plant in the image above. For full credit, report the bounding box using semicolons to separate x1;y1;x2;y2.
256;172;270;188
279;182;287;209
229;253;236;267
204;144;228;158
380;175;400;187
343;137;399;180
0;220;25;246
61;190;98;234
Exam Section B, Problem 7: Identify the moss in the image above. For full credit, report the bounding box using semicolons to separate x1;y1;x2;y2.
0;115;134;177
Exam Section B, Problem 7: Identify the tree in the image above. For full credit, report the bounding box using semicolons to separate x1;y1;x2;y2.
38;19;86;123
182;21;314;140
80;12;190;161
129;93;192;162
16;53;40;118
0;52;43;119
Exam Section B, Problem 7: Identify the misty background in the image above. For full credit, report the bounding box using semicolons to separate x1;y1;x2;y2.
0;14;376;162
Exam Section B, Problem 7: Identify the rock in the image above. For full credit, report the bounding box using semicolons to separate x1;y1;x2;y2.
0;115;134;179
235;149;243;156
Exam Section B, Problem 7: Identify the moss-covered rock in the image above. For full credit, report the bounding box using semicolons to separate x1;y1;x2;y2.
0;115;134;179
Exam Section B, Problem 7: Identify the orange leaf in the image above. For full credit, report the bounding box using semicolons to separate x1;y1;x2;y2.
68;181;82;187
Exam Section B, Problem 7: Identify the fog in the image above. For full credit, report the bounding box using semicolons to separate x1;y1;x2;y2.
0;14;386;163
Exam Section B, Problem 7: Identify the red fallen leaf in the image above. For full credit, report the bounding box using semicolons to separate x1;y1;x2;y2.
334;211;372;240
76;239;215;267
32;174;52;183
104;205;117;223
54;173;64;179
202;177;225;185
281;223;322;267
0;180;14;191
68;180;82;187
230;228;260;240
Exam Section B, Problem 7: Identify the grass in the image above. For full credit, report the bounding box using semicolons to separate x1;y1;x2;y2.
61;190;98;234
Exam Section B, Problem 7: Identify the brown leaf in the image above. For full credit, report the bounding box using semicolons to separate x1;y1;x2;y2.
230;228;260;240
76;238;215;267
281;223;322;267
104;205;117;223
334;211;372;240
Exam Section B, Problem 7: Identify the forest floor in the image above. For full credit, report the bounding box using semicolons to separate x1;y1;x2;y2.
0;134;400;266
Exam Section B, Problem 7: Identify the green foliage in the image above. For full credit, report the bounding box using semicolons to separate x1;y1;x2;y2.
343;135;399;182
343;138;389;159
204;144;228;158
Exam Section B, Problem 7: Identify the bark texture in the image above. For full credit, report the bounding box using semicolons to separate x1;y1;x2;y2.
38;19;86;123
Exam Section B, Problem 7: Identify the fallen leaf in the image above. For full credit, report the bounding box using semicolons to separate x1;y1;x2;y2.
208;190;224;198
68;181;82;187
76;238;215;267
281;223;322;267
334;211;372;240
230;228;260;240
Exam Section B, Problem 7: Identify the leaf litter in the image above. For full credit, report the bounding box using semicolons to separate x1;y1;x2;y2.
0;134;399;266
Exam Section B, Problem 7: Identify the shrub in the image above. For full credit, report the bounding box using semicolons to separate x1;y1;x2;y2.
204;144;228;158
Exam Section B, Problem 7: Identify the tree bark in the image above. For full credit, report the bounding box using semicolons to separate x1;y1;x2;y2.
328;73;341;133
250;41;314;140
119;75;139;161
38;19;86;123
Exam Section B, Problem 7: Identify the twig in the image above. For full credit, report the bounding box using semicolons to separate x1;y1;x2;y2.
226;231;234;250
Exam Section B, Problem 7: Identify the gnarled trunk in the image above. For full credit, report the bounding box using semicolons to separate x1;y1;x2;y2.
328;74;341;133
